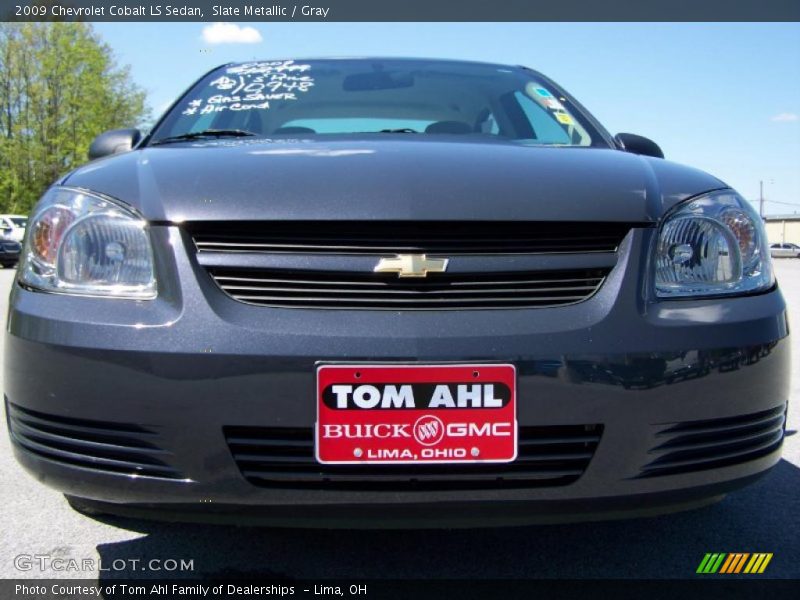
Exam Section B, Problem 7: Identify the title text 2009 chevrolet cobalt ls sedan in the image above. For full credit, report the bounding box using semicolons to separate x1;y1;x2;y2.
5;59;790;526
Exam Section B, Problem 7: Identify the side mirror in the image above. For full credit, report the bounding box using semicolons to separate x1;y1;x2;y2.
614;133;664;159
88;128;142;160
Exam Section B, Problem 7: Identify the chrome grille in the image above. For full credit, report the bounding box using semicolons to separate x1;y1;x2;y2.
208;268;608;310
224;424;603;490
191;221;632;255
190;221;627;310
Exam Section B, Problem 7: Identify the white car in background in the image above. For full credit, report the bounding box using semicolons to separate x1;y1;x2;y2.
770;243;800;258
0;215;28;242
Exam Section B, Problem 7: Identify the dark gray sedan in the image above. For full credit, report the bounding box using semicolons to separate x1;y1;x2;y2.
4;59;790;526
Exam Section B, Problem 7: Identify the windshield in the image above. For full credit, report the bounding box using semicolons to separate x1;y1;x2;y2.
151;59;602;146
10;218;27;227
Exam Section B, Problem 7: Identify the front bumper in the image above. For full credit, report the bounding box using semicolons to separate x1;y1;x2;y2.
3;227;791;525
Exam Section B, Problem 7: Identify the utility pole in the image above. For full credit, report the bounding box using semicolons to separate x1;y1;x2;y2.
759;180;764;218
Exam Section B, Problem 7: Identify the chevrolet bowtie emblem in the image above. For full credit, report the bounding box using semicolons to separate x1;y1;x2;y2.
374;254;449;278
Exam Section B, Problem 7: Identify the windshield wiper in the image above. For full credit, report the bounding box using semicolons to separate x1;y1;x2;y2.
150;129;258;145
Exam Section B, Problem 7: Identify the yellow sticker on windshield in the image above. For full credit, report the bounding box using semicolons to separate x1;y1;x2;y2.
555;112;573;125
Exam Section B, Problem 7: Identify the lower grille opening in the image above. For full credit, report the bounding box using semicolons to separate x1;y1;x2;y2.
639;404;786;478
224;424;602;490
5;400;184;480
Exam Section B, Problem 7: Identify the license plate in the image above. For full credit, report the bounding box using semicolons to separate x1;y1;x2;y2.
316;364;517;464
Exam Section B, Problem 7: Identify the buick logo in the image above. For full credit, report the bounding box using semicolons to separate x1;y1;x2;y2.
413;415;445;446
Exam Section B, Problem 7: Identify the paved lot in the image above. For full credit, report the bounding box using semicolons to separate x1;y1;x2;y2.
1;261;798;581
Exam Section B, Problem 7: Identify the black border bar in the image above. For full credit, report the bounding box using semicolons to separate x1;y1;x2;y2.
2;0;800;22
3;579;800;600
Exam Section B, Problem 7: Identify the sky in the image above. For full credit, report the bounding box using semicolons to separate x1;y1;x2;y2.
94;22;800;215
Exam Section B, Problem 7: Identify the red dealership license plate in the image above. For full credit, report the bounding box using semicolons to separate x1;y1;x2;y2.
316;364;517;464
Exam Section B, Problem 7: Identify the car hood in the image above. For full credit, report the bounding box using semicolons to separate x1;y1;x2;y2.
63;137;726;223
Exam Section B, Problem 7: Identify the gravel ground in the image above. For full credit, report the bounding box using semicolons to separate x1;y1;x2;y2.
1;261;798;581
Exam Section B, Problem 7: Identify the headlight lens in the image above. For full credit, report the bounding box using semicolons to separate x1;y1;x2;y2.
655;190;773;298
20;187;156;299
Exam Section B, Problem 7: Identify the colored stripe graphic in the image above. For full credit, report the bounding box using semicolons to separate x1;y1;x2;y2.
732;553;750;574
696;554;714;573
699;553;773;574
719;554;735;574
759;554;773;573
697;553;726;574
720;553;750;573
744;553;774;574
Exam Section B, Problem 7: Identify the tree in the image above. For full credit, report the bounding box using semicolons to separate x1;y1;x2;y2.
0;23;149;214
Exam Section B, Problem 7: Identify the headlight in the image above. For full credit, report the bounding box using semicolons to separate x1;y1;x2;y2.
19;187;156;299
655;190;773;298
